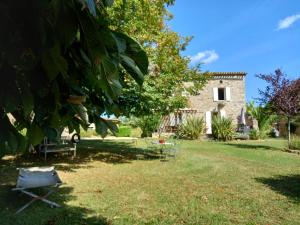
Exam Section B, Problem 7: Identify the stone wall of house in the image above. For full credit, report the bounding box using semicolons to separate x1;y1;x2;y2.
188;74;246;126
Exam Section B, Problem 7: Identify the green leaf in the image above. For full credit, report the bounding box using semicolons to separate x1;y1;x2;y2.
112;33;126;53
57;1;78;47
95;119;108;138
96;55;122;99
51;81;60;103
95;117;119;138
42;44;68;81
73;104;89;125
18;80;34;117
43;127;59;141
120;54;144;85
7;132;18;152
49;112;61;127
0;114;26;154
104;0;114;7
16;134;27;153
115;32;148;75
79;49;92;66
103;118;118;135
27;125;44;146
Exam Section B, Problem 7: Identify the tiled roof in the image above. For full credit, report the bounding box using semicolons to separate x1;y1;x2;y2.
208;72;247;76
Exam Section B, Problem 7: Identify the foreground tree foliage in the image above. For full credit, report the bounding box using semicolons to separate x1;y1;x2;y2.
0;0;148;155
108;0;207;117
257;69;300;147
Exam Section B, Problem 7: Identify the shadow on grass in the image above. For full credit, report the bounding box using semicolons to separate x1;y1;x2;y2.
0;183;110;225
255;175;300;203
225;143;280;151
0;140;160;172
0;140;160;224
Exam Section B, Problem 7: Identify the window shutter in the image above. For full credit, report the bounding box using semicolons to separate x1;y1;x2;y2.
213;88;218;101
205;111;212;134
225;87;231;101
220;109;226;118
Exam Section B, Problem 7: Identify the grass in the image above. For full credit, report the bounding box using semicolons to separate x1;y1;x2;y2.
0;139;300;225
115;126;131;137
80;126;142;138
290;135;300;150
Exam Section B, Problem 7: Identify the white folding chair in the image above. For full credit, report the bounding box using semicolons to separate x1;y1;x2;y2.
12;166;62;214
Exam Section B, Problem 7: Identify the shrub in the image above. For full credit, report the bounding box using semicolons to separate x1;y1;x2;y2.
116;125;131;137
249;129;268;140
177;117;204;140
130;127;142;138
212;116;234;141
289;135;300;150
249;129;260;140
135;115;162;137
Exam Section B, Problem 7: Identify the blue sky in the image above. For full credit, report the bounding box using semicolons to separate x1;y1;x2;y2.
167;0;300;102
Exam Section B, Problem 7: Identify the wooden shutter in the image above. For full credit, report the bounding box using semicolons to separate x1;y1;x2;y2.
213;88;218;101
205;111;212;134
225;87;231;101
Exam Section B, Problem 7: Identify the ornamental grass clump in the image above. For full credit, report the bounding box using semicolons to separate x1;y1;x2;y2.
177;117;204;140
212;116;234;141
289;135;300;150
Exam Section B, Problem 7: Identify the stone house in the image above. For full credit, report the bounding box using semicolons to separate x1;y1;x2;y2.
160;72;247;134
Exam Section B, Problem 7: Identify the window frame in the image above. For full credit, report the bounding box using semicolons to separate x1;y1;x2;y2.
218;88;225;101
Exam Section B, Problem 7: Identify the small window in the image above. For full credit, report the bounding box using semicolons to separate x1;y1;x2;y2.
218;88;225;100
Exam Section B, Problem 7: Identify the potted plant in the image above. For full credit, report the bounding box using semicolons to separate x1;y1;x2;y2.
159;139;165;144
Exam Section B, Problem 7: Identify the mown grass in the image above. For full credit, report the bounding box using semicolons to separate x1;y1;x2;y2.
0;139;299;225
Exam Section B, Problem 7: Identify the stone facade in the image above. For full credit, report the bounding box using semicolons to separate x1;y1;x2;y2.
187;72;247;134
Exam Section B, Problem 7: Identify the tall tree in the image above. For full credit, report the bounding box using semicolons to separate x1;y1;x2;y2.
0;0;148;156
108;0;207;117
257;69;300;147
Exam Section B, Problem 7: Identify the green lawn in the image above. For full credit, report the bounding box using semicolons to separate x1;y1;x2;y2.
0;139;299;225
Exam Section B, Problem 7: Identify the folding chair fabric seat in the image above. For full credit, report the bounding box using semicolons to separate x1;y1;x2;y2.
16;167;62;189
12;166;63;214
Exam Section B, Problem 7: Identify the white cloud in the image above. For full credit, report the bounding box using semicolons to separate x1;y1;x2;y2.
190;50;219;65
277;14;300;30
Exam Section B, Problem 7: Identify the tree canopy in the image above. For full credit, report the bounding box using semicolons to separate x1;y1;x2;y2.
108;0;207;117
257;69;300;145
0;0;148;155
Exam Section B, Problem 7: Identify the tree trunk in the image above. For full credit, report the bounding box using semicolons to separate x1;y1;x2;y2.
287;117;291;148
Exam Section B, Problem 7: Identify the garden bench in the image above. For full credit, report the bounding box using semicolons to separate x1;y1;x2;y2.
39;135;79;160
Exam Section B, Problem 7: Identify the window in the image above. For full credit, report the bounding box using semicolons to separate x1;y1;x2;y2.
218;88;225;100
213;87;231;101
